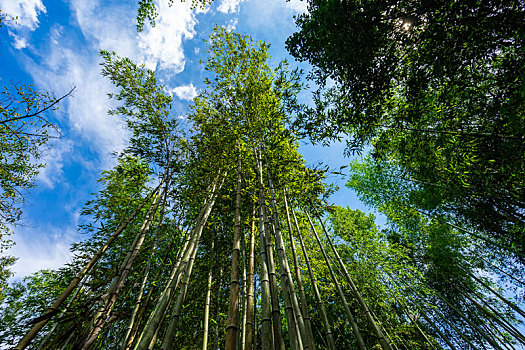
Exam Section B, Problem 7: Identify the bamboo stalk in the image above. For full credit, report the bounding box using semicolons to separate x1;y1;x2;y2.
36;277;87;349
214;266;223;350
454;285;525;345
384;267;500;350
458;264;525;320
291;208;336;350
283;190;315;349
478;254;525;287
379;267;460;350
259;212;275;350
267;187;304;349
121;236;159;349
241;226;248;350
313;207;392;350
226;152;244;349
125;228;191;349
244;209;256;350
380;277;437;349
255;148;285;350
161;232;202;348
420;312;458;350
202;240;215;350
134;171;226;349
260;200;286;350
305;212;367;350
14;181;164;350
264;160;308;349
81;184;166;350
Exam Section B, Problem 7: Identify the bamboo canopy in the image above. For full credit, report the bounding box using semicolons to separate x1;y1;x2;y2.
7;27;525;350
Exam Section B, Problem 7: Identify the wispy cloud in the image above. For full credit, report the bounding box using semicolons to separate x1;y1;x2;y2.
14;0;208;188
138;1;199;73
9;32;28;49
36;138;74;189
169;83;198;101
23;25;128;170
1;0;46;50
70;0;139;59
225;18;238;32
9;224;80;278
19;0;137;178
217;0;245;14
285;0;308;13
0;0;46;30
13;0;201;186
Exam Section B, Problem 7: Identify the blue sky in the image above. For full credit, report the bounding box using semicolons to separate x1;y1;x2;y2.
0;0;381;279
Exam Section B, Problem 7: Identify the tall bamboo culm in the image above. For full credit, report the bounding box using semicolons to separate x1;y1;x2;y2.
264;156;309;350
202;240;215;350
14;181;164;350
121;236;159;349
82;185;166;350
134;171;226;349
283;190;316;350
161;231;202;349
291;208;336;350
314;209;392;350
244;210;257;350
256;148;285;350
226;153;244;349
305;212;367;350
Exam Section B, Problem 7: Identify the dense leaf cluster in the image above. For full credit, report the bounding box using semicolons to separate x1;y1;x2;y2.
287;0;525;256
1;4;524;349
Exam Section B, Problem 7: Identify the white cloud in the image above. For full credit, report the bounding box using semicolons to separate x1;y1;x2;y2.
21;22;129;176
8;225;80;278
9;32;28;49
1;0;46;50
27;45;127;155
217;0;245;14
138;1;199;73
170;83;198;100
285;0;308;13
16;0;199;186
70;0;139;59
58;59;128;156
225;18;238;32
36;138;74;189
0;0;46;30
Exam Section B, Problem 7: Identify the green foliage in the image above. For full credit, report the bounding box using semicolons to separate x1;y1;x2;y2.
136;0;214;32
287;0;525;253
4;19;523;350
101;50;179;168
327;208;435;348
0;84;71;231
0;269;69;346
0;83;72;300
3;154;173;349
0;254;16;301
189;26;325;202
287;0;524;145
347;156;523;348
286;208;439;348
136;0;158;32
79;155;151;229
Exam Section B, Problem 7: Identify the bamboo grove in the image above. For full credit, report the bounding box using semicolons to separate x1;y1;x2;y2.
2;27;525;350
